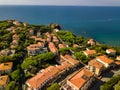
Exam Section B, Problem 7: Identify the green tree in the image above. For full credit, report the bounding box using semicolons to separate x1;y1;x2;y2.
47;83;60;90
0;56;12;63
59;48;70;55
114;81;120;90
100;84;111;90
11;69;21;81
34;52;54;62
74;52;90;63
100;75;120;90
6;81;16;90
21;58;37;70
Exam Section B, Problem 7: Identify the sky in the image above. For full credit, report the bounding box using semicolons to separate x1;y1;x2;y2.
0;0;120;6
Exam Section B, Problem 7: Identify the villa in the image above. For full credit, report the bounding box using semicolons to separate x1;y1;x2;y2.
27;42;45;56
26;66;59;90
12;34;19;40
0;62;13;75
29;29;34;36
0;49;14;56
48;42;58;55
88;59;105;76
58;44;66;49
66;67;95;90
87;39;96;46
96;55;115;68
13;20;22;26
106;49;116;56
61;54;80;66
0;75;9;90
45;32;52;42
83;49;96;57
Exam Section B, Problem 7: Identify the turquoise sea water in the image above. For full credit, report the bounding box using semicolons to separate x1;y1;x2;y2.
0;5;120;47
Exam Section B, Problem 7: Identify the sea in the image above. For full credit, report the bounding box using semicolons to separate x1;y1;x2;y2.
0;5;120;47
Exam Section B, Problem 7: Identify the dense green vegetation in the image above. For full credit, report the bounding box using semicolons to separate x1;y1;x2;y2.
59;48;71;55
100;75;120;90
114;80;120;90
21;52;54;69
57;31;87;46
74;52;90;64
6;81;19;90
47;83;60;90
0;21;13;29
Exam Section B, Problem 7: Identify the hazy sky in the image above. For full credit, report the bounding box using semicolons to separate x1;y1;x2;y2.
0;0;120;6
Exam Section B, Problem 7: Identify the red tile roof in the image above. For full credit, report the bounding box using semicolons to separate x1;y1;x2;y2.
106;49;116;53
63;54;79;65
96;55;114;64
26;66;59;89
73;44;79;48
58;44;66;48
68;68;94;89
0;62;13;71
88;39;95;45
12;34;19;40
56;61;72;71
84;50;96;55
48;42;58;54
115;61;120;65
0;75;9;86
88;59;104;69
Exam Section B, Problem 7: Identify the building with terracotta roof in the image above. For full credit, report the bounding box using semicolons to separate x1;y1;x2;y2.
53;29;59;32
106;49;116;56
12;34;19;40
87;39;96;45
26;66;59;90
13;20;22;26
6;19;13;23
116;56;120;61
56;61;72;73
52;35;59;43
96;55;115;68
29;29;34;36
58;44;66;49
27;42;45;56
0;75;9;90
0;62;13;75
115;61;120;66
45;32;52;42
48;42;58;55
12;40;18;46
23;22;28;26
35;37;45;42
67;67;95;90
36;31;41;37
6;26;16;33
10;39;19;49
50;23;61;29
83;49;96;57
88;59;105;75
37;42;45;48
61;54;80;66
73;44;79;48
0;49;13;56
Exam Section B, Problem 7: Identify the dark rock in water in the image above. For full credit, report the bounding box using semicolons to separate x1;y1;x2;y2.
49;23;61;30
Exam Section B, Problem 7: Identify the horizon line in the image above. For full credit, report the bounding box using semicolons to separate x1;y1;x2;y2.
0;4;120;7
